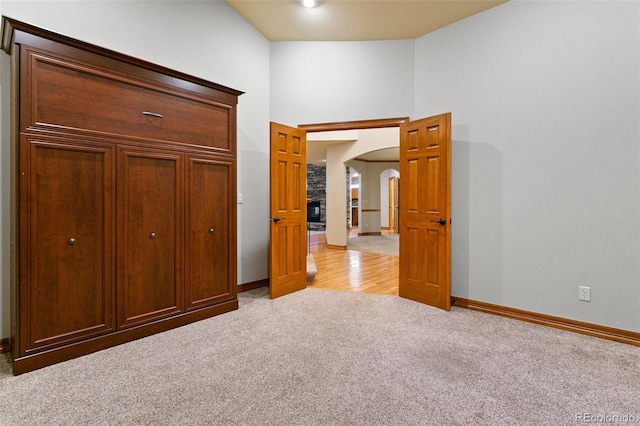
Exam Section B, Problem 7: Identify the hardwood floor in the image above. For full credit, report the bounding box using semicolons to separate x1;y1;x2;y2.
308;230;399;295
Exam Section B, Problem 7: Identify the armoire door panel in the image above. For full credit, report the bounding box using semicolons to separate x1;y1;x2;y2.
21;138;115;353
185;156;235;310
23;46;234;154
118;148;184;328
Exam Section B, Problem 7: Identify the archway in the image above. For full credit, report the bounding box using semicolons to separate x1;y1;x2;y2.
300;117;407;248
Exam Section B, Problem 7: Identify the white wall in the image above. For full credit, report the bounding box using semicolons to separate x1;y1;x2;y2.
414;0;640;331
270;39;414;125
347;161;400;234
325;128;400;246
0;1;271;340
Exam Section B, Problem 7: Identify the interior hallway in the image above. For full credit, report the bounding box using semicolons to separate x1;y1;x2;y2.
308;228;399;295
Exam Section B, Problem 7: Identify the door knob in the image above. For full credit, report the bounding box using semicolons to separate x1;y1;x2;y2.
430;218;447;226
273;216;284;223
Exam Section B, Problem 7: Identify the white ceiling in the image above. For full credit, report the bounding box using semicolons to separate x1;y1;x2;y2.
307;131;400;166
227;0;508;165
308;140;400;166
226;0;508;42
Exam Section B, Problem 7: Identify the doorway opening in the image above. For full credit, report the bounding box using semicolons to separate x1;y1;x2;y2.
300;117;407;295
270;113;452;311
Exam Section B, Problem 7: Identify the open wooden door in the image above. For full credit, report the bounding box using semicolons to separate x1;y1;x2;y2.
389;176;399;233
399;113;451;311
269;122;307;298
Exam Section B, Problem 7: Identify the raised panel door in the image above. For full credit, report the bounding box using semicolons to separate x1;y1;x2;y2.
118;147;184;328
399;113;451;311
20;137;115;354
184;155;236;310
269;122;307;299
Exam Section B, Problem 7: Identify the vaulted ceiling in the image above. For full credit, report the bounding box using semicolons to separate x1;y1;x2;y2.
226;0;508;42
226;0;509;164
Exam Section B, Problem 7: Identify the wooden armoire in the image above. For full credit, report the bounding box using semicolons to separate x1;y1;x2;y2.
1;17;242;374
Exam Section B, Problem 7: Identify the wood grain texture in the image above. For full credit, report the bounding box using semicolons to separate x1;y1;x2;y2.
117;148;184;329
0;338;9;354
185;156;236;310
27;52;232;152
298;117;409;132
399;113;451;310
7;17;240;374
308;233;399;295
21;138;115;354
269;123;307;299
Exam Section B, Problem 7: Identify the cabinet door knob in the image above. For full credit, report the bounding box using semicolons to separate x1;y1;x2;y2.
150;232;156;239
209;228;215;234
68;238;76;246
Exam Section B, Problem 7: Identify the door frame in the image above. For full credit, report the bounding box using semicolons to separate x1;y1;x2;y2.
298;117;409;133
296;117;408;280
299;116;409;235
296;115;451;311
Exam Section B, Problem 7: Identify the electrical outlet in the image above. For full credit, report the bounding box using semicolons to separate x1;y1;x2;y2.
578;286;591;302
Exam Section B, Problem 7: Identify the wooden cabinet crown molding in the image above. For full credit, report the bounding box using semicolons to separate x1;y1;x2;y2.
1;16;244;99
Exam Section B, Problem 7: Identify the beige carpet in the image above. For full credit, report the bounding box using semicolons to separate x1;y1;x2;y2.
1;287;639;425
347;234;399;256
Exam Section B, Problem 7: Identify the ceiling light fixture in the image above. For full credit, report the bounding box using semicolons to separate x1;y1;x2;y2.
302;0;318;8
